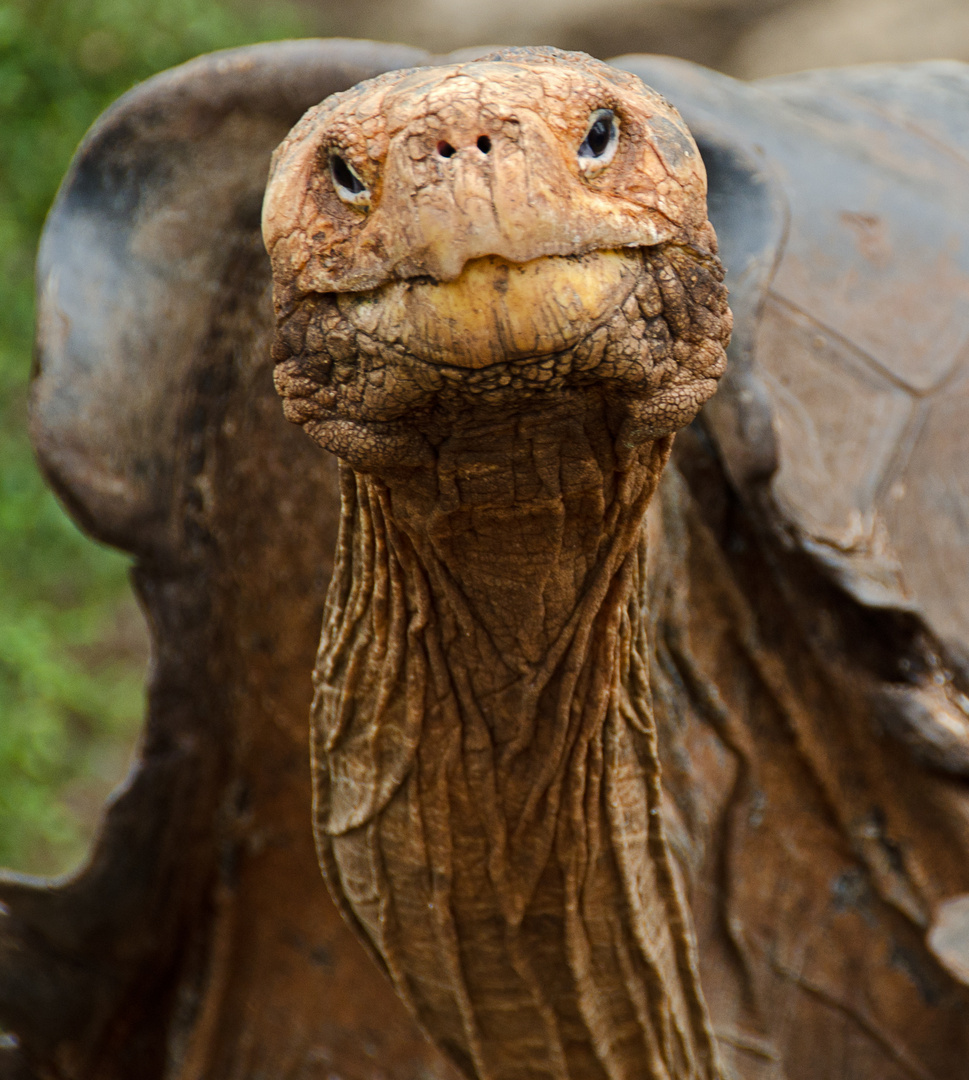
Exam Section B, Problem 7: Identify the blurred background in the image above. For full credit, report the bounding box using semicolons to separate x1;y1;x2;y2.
2;0;968;877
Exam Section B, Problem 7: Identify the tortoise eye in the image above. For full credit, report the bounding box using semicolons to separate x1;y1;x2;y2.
578;109;619;173
330;152;370;208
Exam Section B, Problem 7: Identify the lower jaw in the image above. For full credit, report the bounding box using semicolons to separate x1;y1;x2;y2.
274;245;734;476
274;237;729;475
336;248;644;370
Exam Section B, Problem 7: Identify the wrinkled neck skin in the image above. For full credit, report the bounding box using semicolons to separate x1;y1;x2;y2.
312;393;722;1080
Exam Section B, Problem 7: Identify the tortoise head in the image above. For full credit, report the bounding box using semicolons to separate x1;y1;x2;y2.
263;46;731;474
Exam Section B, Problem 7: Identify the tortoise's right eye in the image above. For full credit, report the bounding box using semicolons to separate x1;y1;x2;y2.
578;109;619;176
330;153;370;208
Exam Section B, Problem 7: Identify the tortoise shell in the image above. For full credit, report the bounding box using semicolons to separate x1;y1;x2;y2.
6;40;969;1079
619;55;969;650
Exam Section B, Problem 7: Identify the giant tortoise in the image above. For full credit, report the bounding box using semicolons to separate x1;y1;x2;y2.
3;38;969;1080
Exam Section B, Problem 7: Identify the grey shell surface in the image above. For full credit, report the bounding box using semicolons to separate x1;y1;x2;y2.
617;56;969;657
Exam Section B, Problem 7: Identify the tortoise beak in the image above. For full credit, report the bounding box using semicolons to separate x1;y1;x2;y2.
334;249;643;369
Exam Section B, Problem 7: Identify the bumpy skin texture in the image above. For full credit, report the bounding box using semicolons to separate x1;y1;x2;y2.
266;48;731;1080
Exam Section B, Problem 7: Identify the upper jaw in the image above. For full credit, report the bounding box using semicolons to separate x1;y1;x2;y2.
262;54;711;297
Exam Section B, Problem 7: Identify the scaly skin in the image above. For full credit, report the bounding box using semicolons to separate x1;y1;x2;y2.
264;47;732;1080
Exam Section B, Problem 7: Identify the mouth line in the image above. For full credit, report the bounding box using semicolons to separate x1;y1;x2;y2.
306;244;653;297
344;244;654;292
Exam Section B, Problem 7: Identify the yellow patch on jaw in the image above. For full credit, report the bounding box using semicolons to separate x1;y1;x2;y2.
337;249;641;369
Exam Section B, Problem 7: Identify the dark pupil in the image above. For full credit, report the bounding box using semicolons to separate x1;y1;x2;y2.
580;113;613;158
331;154;365;195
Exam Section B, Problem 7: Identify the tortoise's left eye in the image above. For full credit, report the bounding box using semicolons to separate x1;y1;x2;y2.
330;152;370;208
578;109;619;172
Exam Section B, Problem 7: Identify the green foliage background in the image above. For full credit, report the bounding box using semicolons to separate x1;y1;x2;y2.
0;0;314;875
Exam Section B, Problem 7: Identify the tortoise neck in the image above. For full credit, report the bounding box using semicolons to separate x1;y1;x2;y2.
378;404;671;729
311;416;721;1080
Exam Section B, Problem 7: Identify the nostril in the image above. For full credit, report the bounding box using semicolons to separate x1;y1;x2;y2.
437;141;456;158
476;135;492;154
